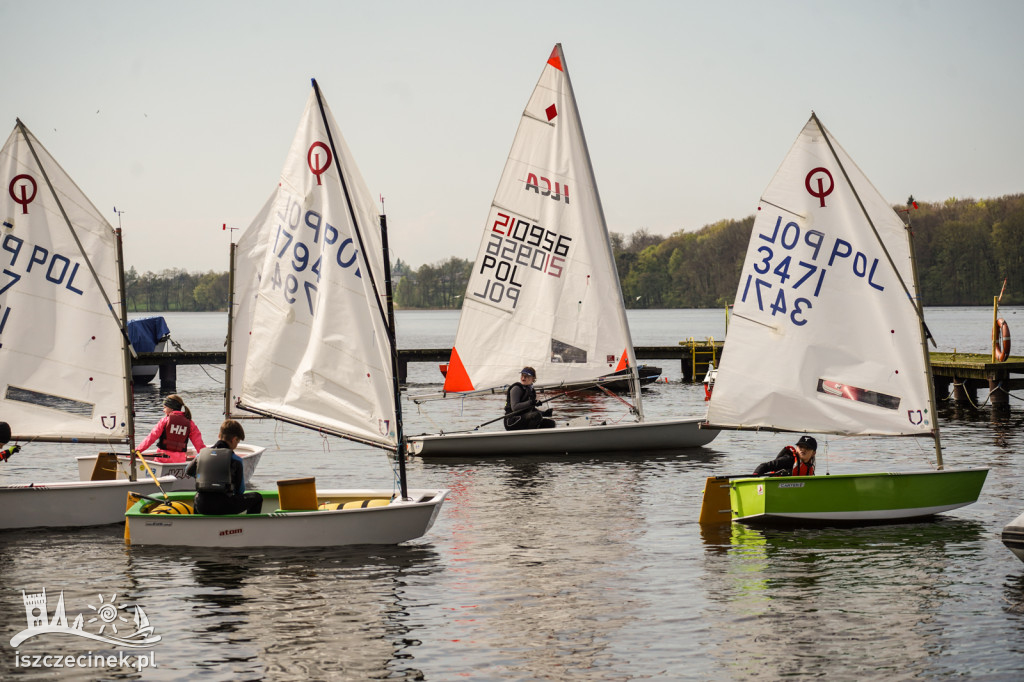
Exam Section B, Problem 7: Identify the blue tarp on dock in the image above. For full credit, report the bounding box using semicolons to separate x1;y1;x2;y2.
127;316;170;353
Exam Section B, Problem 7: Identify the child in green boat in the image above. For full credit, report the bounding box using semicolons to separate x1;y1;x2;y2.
753;435;817;476
184;419;262;515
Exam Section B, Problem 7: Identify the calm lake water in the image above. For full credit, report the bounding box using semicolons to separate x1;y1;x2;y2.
2;307;1024;680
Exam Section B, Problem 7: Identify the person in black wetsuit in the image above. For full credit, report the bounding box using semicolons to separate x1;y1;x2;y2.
753;435;817;476
184;419;262;515
504;366;556;431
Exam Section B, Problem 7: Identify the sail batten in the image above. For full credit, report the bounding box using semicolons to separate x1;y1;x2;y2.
706;115;932;438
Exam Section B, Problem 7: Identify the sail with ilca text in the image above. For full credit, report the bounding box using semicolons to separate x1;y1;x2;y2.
443;44;637;400
0;121;131;442
237;85;395;449
705;114;932;437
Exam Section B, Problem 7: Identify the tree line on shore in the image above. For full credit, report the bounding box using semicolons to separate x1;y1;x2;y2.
125;193;1024;312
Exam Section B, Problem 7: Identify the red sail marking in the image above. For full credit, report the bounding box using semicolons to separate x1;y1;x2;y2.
547;46;563;72
443;347;475;392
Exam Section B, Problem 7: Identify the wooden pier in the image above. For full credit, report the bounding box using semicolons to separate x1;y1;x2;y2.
135;346;1024;407
135;342;726;389
930;352;1024;407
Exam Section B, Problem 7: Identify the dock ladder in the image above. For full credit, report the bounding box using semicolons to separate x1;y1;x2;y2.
686;336;718;383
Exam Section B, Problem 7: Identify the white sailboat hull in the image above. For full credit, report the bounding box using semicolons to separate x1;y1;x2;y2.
1002;511;1024;563
408;417;717;457
125;489;448;548
131;337;169;384
75;443;265;491
0;477;179;530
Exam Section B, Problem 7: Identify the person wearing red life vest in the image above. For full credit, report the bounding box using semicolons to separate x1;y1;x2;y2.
136;394;207;463
753;435;817;476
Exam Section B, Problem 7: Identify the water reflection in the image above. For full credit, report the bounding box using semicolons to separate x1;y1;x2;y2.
416;451;712;678
122;545;442;680
701;519;987;678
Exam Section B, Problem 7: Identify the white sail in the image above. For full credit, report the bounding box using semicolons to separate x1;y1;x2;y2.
226;192;274;419
443;44;637;399
706;114;932;437
237;87;395;449
0;122;131;442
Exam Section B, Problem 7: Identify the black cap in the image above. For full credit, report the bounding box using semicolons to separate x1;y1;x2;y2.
520;367;536;377
796;435;817;451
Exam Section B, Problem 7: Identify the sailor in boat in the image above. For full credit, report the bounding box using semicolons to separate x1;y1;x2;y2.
183;419;262;515
504;367;556;431
753;435;817;477
135;394;207;464
0;422;20;462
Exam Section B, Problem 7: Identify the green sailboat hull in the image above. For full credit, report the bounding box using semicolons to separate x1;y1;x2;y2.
729;468;989;524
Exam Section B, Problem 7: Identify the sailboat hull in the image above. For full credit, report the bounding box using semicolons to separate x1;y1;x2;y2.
0;477;179;530
729;469;988;524
125;489;448;548
75;443;265;491
408;417;718;457
1002;512;1024;563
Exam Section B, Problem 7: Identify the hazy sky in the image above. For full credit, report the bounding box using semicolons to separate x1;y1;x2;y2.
4;0;1022;274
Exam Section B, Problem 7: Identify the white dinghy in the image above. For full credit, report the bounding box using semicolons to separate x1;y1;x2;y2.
407;45;718;458
125;81;448;547
1002;512;1024;563
74;443;265;492
0;121;175;530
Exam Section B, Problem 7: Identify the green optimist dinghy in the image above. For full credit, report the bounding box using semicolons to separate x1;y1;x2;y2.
699;113;988;527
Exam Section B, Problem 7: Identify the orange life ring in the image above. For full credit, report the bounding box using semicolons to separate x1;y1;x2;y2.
994;318;1011;362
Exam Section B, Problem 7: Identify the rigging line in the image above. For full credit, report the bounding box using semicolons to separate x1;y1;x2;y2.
598;385;635;413
759;199;806;219
730;311;779;330
309;80;389;332
15;119;136;359
810;113;923;332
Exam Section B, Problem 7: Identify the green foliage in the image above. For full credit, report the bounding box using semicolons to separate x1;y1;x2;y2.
124;193;1024;311
393;257;473;309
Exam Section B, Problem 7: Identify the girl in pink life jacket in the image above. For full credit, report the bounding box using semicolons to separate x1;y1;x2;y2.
136;394;207;463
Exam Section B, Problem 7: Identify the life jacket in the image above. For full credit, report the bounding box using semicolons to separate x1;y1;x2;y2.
157;411;190;452
504;382;533;415
789;446;815;476
195;447;235;494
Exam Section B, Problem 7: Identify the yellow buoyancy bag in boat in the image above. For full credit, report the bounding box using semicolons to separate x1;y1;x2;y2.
147;501;194;515
318;499;391;510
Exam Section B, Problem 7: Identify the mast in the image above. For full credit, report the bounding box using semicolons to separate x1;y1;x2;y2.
904;209;944;468
555;44;644;420
380;213;409;499
224;241;236;417
115;228;137;479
